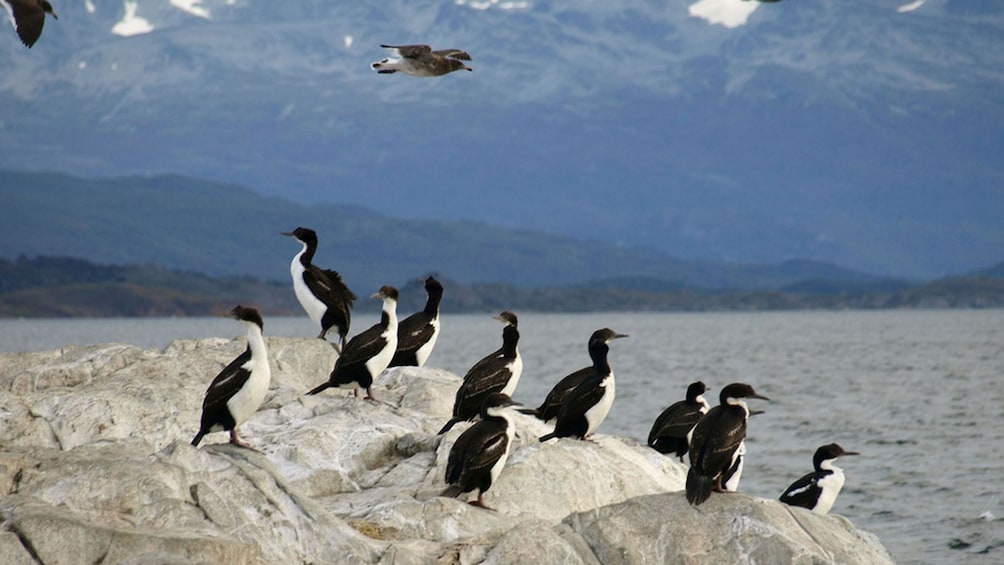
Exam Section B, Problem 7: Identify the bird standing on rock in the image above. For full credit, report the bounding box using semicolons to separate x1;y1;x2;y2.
306;286;398;401
647;381;711;461
438;312;522;435
282;227;355;352
441;393;519;511
370;44;473;76
539;328;628;442
389;276;443;368
780;443;859;515
686;382;769;506
522;328;626;424
464;311;517;379
191;305;271;449
3;0;57;48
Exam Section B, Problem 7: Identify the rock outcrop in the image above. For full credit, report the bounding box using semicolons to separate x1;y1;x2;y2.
0;337;894;564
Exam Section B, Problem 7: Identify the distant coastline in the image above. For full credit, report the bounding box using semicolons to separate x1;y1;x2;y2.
2;256;1002;318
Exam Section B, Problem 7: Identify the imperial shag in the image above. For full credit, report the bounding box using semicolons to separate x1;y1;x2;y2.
282;227;356;352
685;382;769;506
522;328;627;423
438;312;522;434
191;305;271;448
647;381;710;461
389;276;443;367
779;443;859;515
440;393;518;510
539;328;628;442
306;286;398;401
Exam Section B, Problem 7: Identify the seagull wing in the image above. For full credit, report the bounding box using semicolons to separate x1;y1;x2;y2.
382;44;432;59
10;1;46;47
432;49;472;61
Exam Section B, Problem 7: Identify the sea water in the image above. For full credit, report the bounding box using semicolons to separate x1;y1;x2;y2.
1;309;1002;564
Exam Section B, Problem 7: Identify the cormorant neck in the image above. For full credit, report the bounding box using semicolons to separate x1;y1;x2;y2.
297;240;316;265
424;289;443;315
500;326;519;358
381;299;398;329
245;321;267;360
589;342;612;377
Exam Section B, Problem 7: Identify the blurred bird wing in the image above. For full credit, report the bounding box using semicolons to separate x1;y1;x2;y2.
433;48;471;61
11;2;46;47
304;265;357;304
382;44;432;59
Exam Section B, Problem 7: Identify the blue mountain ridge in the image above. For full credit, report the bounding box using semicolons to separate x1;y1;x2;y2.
1;0;1002;278
0;169;913;294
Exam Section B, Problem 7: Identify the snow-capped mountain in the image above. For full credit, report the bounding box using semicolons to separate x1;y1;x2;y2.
1;0;1002;278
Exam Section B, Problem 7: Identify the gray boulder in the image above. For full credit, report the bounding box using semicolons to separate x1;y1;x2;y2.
0;337;893;564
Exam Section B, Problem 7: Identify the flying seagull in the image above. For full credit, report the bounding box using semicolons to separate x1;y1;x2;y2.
3;0;57;48
370;44;473;77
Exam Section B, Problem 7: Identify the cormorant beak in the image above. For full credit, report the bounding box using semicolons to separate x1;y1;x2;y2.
613;333;629;340
280;231;295;237
843;451;860;457
751;393;770;401
749;409;766;416
370;291;383;299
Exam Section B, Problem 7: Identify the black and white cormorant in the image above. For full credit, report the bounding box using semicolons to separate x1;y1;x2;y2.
464;311;518;380
306;286;398;401
521;328;624;423
718;409;766;493
191;305;271;448
647;381;711;461
779;443;859;515
438;312;522;434
389;276;443;368
685;382;769;506
282;227;356;352
440;393;518;510
539;328;628;442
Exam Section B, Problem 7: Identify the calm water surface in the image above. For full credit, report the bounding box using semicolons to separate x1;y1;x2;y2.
2;309;1002;564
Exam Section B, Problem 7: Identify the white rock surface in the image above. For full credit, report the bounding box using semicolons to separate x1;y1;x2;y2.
0;337;894;563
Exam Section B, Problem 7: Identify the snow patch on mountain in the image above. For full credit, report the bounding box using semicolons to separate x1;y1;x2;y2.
113;1;154;37
688;0;759;28
456;0;531;11
171;0;211;20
